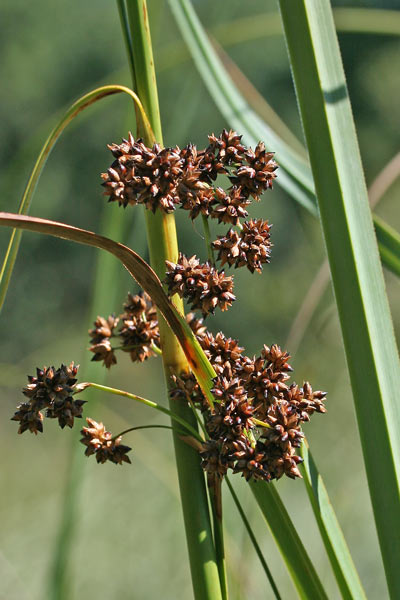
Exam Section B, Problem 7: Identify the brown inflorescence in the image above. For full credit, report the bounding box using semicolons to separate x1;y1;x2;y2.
101;130;277;219
11;363;85;433
229;142;277;199
101;134;184;212
89;291;160;368
213;219;272;273
80;418;131;465
165;253;235;317
170;320;327;483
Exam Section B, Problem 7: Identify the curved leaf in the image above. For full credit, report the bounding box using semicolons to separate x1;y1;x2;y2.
0;212;216;405
0;84;153;312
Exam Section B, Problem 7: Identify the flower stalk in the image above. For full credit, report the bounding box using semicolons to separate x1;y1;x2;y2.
121;1;223;598
82;382;201;440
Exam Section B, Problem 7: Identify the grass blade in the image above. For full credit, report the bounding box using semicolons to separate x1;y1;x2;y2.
250;480;328;600
0;84;153;313
168;0;400;276
226;478;282;600
300;443;367;600
278;1;400;597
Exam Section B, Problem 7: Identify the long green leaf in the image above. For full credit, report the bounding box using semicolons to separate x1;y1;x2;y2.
278;2;400;597
0;84;153;313
300;443;367;600
168;0;400;277
250;480;328;600
226;478;282;600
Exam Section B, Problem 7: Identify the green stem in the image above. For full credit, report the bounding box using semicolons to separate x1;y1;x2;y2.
116;0;136;85
112;423;174;441
226;478;282;600
188;397;208;437
202;215;215;265
118;3;222;598
84;382;201;441
209;479;228;600
252;417;272;429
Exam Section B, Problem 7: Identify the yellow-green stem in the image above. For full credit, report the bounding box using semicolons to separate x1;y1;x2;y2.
121;2;223;598
84;382;201;440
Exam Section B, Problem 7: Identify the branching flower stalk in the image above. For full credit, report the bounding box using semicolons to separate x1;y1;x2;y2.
9;123;327;592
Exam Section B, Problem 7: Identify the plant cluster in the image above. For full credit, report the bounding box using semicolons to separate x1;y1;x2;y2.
11;130;326;486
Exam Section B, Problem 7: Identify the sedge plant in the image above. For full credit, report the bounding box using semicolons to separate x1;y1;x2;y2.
1;1;399;599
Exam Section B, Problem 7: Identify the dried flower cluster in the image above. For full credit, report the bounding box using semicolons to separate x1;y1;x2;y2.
81;418;131;465
213;219;272;273
11;363;85;434
171;318;326;483
11;130;327;479
165;254;235;317
89;291;160;368
102;131;276;315
101;130;277;217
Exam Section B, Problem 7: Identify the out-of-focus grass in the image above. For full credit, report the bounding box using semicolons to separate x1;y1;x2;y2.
1;0;399;598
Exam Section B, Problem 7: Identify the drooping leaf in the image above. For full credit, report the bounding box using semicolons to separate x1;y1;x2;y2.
0;84;153;312
0;212;216;406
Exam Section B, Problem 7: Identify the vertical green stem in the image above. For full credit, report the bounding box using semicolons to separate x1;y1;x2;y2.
121;2;222;598
226;478;282;600
202;215;215;265
209;478;228;600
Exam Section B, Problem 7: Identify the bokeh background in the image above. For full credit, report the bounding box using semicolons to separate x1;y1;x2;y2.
1;1;399;598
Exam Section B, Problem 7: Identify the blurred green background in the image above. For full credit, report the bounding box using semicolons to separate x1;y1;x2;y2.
1;1;399;598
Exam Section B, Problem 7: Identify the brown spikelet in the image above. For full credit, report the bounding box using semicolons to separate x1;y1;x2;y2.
12;363;85;433
80;418;131;465
101;134;184;212
165;254;235;317
213;219;272;273
229;142;277;199
211;186;250;225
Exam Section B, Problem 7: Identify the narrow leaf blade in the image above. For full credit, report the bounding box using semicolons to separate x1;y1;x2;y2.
300;443;367;600
250;480;328;600
168;0;400;275
278;1;400;596
0;84;153;312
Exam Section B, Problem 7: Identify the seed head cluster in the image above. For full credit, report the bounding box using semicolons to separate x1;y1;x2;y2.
12;131;327;482
11;363;85;434
171;319;327;483
80;418;132;465
101;130;276;216
165;254;235;317
213;219;272;273
89;291;160;368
